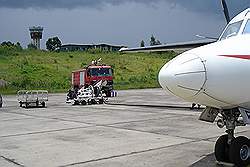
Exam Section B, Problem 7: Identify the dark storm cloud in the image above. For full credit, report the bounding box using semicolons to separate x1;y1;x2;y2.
0;1;246;10
0;0;249;17
168;0;250;17
0;0;154;9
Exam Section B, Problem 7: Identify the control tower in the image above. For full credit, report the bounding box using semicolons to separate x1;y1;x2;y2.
29;26;43;49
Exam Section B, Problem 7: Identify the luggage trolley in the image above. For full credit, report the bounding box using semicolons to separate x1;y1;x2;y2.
18;90;48;108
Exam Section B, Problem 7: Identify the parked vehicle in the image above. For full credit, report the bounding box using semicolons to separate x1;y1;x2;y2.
71;59;114;97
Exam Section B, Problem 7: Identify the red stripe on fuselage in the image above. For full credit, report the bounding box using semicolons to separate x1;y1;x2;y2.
219;55;250;60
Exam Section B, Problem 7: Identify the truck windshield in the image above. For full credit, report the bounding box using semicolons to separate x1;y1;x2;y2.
90;68;112;77
220;20;243;40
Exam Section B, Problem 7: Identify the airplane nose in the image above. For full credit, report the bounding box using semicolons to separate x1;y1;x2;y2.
158;53;206;99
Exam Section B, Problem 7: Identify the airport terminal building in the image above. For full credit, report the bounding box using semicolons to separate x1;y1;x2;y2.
59;43;125;52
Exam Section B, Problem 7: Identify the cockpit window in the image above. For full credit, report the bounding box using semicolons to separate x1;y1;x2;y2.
220;20;243;40
243;19;250;34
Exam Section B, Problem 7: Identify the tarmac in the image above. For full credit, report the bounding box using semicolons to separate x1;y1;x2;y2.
0;88;249;167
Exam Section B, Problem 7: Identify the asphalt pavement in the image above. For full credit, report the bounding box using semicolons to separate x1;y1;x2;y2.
0;89;249;167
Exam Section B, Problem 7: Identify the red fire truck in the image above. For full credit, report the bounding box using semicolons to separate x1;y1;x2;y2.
71;61;113;97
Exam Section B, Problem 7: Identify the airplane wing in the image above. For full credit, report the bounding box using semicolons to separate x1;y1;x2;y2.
119;39;216;53
120;0;229;53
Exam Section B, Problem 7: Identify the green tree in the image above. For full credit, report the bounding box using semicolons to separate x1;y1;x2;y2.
150;35;161;46
1;41;22;50
15;42;22;50
140;40;145;47
1;41;15;47
155;40;161;45
150;35;156;46
46;37;62;51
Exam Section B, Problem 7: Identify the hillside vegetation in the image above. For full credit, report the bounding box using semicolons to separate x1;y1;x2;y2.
0;46;176;94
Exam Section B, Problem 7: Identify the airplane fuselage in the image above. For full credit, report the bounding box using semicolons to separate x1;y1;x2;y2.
159;8;250;166
159;8;250;111
159;34;250;110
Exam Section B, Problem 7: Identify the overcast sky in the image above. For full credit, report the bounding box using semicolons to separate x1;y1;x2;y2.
0;0;249;49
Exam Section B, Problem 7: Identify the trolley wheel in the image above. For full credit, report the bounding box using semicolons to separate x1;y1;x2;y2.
41;102;46;107
36;100;39;107
81;101;87;105
25;103;28;108
91;99;97;104
99;99;104;104
73;101;79;105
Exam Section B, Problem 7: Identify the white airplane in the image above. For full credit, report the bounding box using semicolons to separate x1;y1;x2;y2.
121;2;250;166
158;7;250;166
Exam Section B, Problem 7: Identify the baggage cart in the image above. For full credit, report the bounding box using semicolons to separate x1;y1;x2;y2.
18;90;48;108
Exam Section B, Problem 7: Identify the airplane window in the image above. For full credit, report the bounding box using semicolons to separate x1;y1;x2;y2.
243;19;250;34
220;20;243;40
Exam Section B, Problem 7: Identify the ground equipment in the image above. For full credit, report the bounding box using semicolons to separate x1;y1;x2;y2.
67;80;106;105
18;90;48;108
